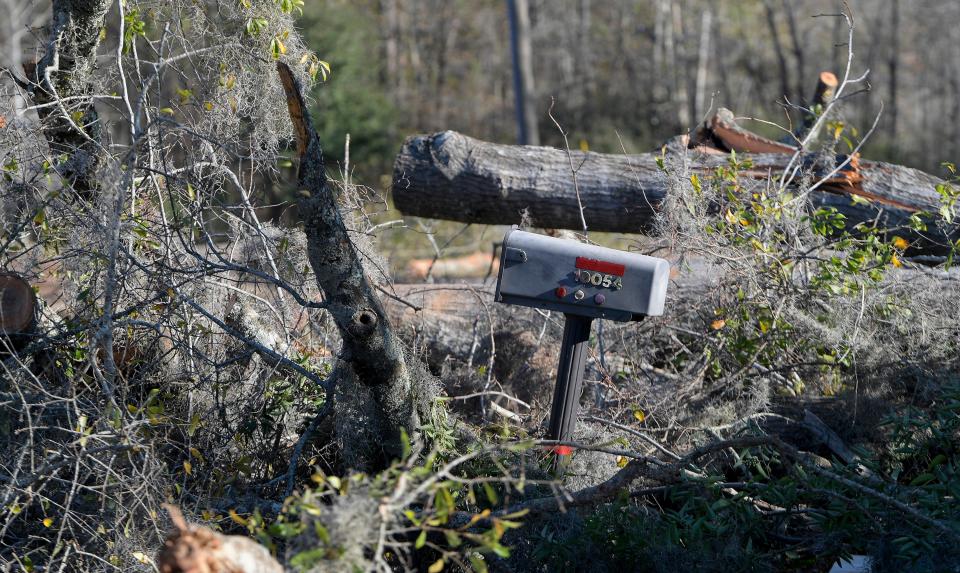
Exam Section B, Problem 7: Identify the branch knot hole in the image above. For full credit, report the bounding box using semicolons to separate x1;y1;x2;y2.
348;309;378;337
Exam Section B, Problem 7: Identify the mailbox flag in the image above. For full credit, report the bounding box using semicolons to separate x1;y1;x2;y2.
575;257;626;277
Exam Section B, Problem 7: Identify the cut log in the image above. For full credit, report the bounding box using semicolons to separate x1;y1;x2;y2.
810;71;838;110
157;505;283;573
0;272;37;351
392;130;955;252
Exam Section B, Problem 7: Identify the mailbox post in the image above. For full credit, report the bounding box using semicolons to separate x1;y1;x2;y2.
494;229;670;472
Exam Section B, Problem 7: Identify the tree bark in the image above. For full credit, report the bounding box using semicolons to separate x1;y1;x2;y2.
24;0;111;196
669;1;690;128
392;130;956;252
277;62;429;471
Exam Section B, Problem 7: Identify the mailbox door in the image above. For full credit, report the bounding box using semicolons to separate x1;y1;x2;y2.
494;229;670;322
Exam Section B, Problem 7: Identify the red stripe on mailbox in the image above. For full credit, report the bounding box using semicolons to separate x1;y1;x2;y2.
575;257;625;276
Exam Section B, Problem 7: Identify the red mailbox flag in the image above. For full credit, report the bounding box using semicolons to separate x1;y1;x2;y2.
575;257;626;277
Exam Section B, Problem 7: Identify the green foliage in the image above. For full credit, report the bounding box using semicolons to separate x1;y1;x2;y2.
245;16;269;37
122;8;147;54
532;401;960;572
297;1;398;182
256;445;530;572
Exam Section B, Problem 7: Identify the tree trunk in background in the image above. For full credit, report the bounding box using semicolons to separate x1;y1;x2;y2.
953;18;960;163
278;63;430;471
653;0;667;107
711;8;735;113
507;0;539;145
782;0;806;104
762;0;791;106
406;0;424;127
576;0;593;128
431;1;452;127
887;0;900;151
694;8;712;121
25;0;111;197
382;0;399;89
3;0;38;114
831;10;844;78
670;1;691;128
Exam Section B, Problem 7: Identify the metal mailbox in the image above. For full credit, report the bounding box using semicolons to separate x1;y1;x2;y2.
495;229;670;322
493;229;671;474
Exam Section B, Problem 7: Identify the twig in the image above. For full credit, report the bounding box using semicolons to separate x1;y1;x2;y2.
547;97;588;235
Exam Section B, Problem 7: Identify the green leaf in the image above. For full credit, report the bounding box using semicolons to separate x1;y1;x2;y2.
940;205;954;224
290;548;326;570
245;17;268;37
400;427;411;459
482;482;499;505
710;499;731;511
444;530;462;548
313;522;330;544
415;529;427;549
469;554;489;573
270;36;287;60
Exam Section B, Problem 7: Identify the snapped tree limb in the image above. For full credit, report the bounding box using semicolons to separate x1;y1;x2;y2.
277;62;426;471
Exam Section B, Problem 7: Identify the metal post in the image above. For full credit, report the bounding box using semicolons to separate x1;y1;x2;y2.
547;314;593;472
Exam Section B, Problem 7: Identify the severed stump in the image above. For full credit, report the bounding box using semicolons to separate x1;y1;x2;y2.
0;272;37;351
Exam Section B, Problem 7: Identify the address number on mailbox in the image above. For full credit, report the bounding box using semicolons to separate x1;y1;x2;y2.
574;269;623;289
574;256;625;290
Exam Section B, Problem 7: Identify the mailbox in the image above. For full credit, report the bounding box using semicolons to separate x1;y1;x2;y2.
495;229;670;322
493;229;671;474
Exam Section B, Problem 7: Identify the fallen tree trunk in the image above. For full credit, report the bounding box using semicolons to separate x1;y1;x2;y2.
392;130;955;252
